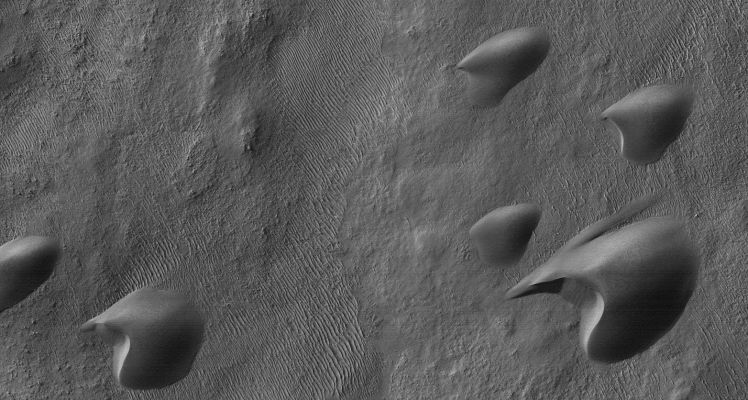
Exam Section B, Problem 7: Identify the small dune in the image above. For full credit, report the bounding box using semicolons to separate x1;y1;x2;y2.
601;84;694;165
469;203;541;267
457;27;550;107
506;196;699;363
0;236;60;313
81;287;205;390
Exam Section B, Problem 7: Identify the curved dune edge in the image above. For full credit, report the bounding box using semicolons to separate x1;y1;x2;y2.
0;236;61;313
469;203;541;267
457;26;550;107
601;84;694;165
506;196;699;363
578;290;604;358
113;334;131;384
81;288;205;390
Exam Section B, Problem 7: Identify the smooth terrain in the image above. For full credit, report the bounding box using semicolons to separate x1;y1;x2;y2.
0;0;745;399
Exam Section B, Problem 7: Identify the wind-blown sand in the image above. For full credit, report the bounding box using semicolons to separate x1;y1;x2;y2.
0;0;745;399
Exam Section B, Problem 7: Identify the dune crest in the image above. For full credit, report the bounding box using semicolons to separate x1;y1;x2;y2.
81;287;205;390
457;26;550;107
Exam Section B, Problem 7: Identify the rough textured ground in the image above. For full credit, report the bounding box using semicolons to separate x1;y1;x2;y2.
0;0;745;399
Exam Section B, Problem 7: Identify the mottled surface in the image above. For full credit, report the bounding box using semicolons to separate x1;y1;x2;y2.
0;0;745;399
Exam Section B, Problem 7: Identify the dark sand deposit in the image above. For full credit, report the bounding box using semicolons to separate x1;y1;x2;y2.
0;0;746;399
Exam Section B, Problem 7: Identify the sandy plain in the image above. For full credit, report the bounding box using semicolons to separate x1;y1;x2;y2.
0;0;746;399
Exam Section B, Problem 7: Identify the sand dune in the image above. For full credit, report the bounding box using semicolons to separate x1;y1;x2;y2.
469;203;540;267
0;236;59;313
457;27;550;107
601;84;694;165
506;196;699;363
81;288;205;390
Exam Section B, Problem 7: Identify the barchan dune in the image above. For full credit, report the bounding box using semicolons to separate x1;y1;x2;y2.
0;236;60;313
506;196;699;363
601;84;694;165
469;203;541;267
81;288;205;390
457;26;550;107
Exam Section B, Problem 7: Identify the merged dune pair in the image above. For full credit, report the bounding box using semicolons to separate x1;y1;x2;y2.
457;27;695;165
0;236;204;390
470;196;699;363
462;26;699;363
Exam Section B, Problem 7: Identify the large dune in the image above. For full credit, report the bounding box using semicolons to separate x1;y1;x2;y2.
0;0;745;399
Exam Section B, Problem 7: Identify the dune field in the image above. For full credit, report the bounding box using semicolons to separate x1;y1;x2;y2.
0;0;746;399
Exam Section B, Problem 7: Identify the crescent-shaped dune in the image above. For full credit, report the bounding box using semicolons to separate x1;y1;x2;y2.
81;287;205;390
457;26;550;107
0;236;61;313
601;84;694;165
506;197;699;363
469;203;541;267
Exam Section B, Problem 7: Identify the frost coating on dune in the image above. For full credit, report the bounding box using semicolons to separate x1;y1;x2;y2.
469;203;541;267
457;26;550;107
81;287;205;390
506;195;699;363
601;84;694;165
0;236;60;313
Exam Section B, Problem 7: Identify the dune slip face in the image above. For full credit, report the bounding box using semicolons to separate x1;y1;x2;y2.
506;196;699;363
601;84;695;165
457;26;550;107
0;236;60;314
81;288;205;390
469;203;541;267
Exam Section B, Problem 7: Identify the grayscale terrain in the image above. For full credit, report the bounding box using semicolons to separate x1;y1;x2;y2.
0;0;745;399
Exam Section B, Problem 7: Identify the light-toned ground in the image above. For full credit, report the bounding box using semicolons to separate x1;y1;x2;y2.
0;0;745;399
